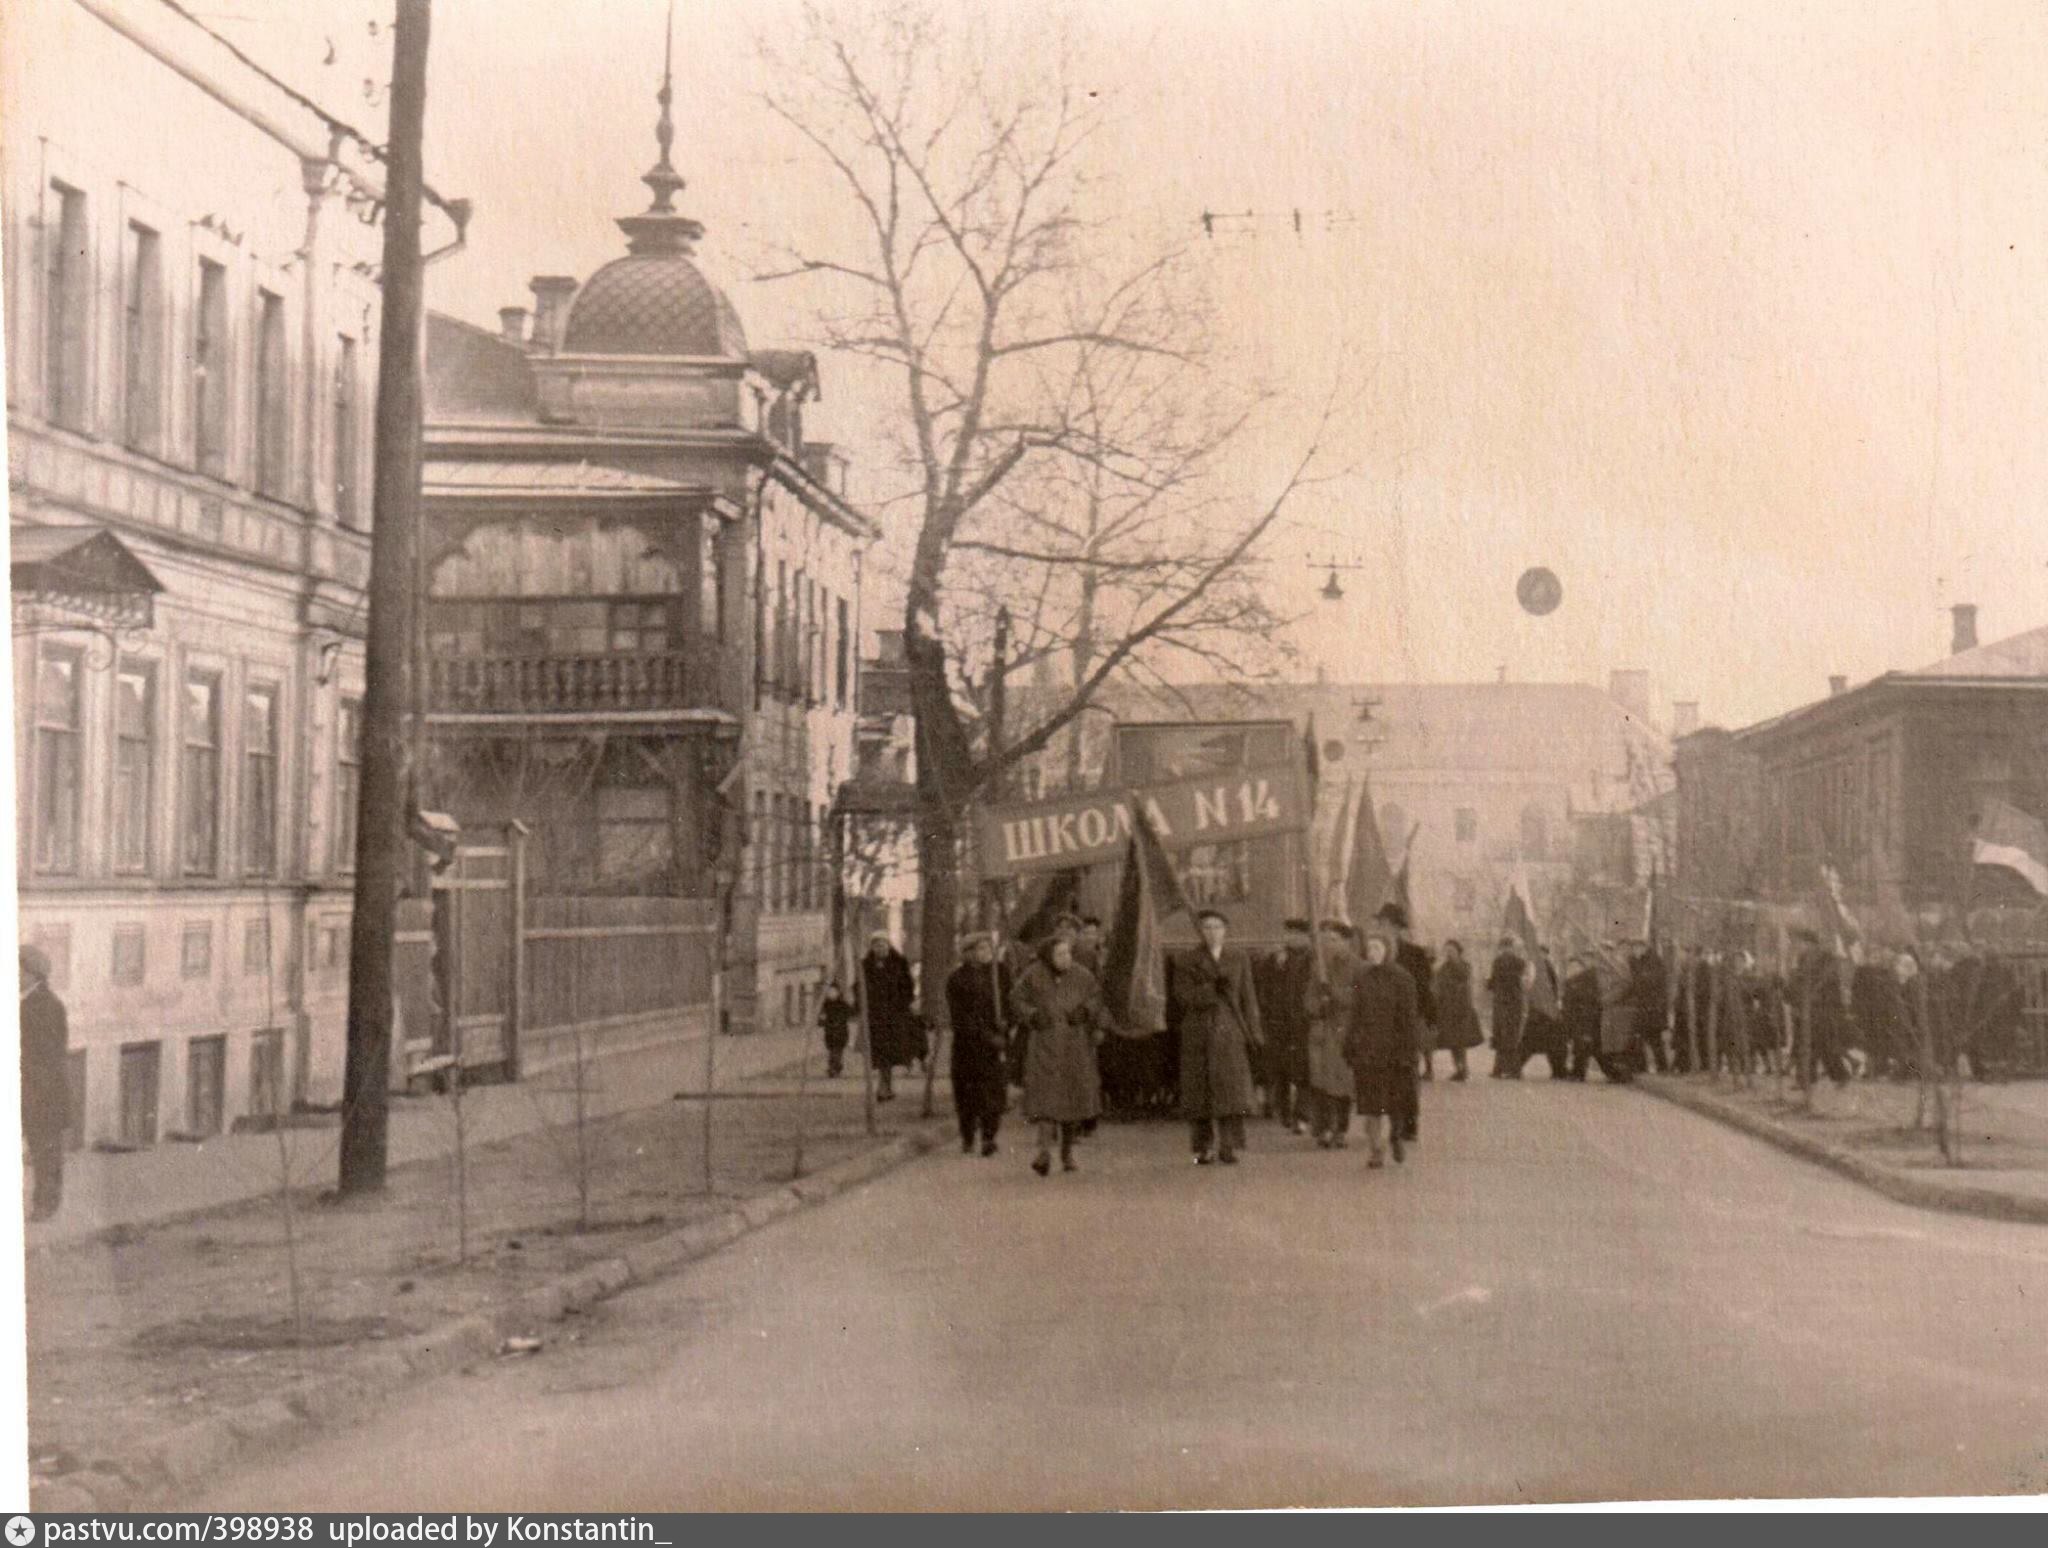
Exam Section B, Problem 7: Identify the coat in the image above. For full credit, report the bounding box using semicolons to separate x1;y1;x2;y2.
945;961;1012;1109
860;948;922;1070
1395;939;1437;1030
1168;946;1262;1120
1014;957;1106;1123
20;983;69;1147
1263;945;1318;1078
1346;960;1421;1071
1432;958;1484;1051
1562;966;1603;1049
1307;946;1361;1099
1486;950;1527;1044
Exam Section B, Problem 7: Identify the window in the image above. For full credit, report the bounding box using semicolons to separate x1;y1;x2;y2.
249;1029;286;1122
45;182;90;431
335;698;361;872
118;1041;162;1147
752;790;768;903
332;334;359;523
775;561;791;697
320;923;349;976
111;925;147;987
595;786;671;882
835;597;850;707
193;259;229;475
243;683;279;876
1455;807;1478;843
181;923;212;980
30;927;72;994
182;672;222;874
607;600;671;653
123;222;164;448
699;514;723;637
253;289;287;496
243;917;272;977
1519;804;1549;863
112;661;156;873
32;648;83;874
186;1036;227;1137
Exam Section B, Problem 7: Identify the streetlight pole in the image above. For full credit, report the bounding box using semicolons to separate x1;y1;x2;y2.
339;0;432;1197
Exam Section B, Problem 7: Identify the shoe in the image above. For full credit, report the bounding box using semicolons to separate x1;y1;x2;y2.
1314;1133;1331;1149
1390;1135;1405;1164
1218;1149;1238;1165
1331;1134;1347;1150
1452;1069;1469;1083
1194;1151;1215;1166
962;1138;975;1154
1368;1153;1385;1169
981;1140;999;1157
1031;1153;1051;1177
1291;1119;1308;1136
1062;1155;1078;1173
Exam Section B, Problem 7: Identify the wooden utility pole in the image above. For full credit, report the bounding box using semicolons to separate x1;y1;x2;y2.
339;0;432;1196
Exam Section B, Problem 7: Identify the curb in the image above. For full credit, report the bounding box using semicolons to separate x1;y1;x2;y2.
32;1126;942;1511
1637;1076;2048;1226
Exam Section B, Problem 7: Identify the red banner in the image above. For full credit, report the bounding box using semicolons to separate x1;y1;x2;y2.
980;765;1312;878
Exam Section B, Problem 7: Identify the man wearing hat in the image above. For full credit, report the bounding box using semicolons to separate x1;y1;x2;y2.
945;933;1012;1155
1487;934;1529;1079
1261;919;1318;1133
1377;903;1433;1141
1166;909;1263;1165
20;945;71;1220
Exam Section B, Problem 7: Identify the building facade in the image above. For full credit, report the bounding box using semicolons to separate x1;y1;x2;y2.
6;0;458;1145
419;79;871;1044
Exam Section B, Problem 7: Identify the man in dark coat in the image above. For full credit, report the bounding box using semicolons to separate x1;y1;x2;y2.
945;934;1012;1156
1379;904;1436;1101
1791;932;1850;1086
859;933;921;1102
1487;937;1528;1079
1562;954;1602;1081
1167;909;1263;1165
20;945;70;1221
1262;920;1318;1131
1345;931;1421;1167
1627;940;1670;1073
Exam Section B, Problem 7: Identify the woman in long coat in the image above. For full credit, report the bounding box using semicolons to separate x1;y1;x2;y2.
1167;909;1264;1164
1013;934;1109;1175
859;933;921;1102
1431;940;1484;1081
1346;931;1423;1166
1306;922;1362;1145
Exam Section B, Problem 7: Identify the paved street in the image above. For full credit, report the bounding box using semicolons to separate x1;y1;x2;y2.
196;1075;2048;1508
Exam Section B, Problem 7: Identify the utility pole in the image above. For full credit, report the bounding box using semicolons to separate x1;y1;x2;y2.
339;0;432;1197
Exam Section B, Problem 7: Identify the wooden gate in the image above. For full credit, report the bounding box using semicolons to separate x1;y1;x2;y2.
407;825;528;1084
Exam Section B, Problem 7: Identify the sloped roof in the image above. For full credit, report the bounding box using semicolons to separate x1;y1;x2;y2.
426;312;539;423
1907;621;2048;680
11;524;164;595
561;253;748;359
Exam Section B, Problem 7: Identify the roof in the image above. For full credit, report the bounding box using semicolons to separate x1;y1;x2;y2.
1907;621;2048;680
426;313;539;423
561;253;748;359
11;524;164;629
423;460;713;499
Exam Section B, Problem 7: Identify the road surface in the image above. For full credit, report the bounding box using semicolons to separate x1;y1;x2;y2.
196;1075;2048;1507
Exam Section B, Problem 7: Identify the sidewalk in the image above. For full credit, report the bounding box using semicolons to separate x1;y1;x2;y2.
1639;1071;2048;1224
26;1019;828;1250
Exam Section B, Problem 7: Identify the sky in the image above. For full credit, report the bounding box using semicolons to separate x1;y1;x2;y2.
203;0;2048;730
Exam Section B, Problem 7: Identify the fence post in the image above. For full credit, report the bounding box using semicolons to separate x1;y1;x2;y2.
505;821;528;1082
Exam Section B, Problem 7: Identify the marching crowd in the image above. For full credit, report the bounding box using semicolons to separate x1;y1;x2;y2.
820;911;2034;1181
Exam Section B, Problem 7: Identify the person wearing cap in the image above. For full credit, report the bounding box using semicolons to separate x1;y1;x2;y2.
1167;909;1263;1165
945;934;1012;1156
1344;929;1422;1167
860;931;921;1102
1306;920;1362;1146
19;945;70;1220
1486;935;1528;1079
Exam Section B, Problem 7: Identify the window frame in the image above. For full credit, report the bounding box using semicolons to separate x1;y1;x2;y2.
332;332;360;524
193;257;230;477
122;220;165;451
32;644;85;876
44;180;91;433
112;658;157;875
334;697;362;874
252;287;288;498
181;669;223;877
242;681;281;877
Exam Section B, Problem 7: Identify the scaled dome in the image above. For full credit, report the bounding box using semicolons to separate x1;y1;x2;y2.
560;252;748;358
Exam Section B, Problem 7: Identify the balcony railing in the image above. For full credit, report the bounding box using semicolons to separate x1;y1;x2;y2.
427;649;728;716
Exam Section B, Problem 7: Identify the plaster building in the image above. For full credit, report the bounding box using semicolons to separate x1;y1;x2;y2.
6;0;460;1146
418;67;872;1045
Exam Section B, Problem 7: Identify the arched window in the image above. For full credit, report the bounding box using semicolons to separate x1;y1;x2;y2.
1520;804;1549;862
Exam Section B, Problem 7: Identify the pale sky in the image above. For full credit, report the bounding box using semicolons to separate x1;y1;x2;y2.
211;0;2048;729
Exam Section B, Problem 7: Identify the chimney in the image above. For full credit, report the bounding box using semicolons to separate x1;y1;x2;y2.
1951;603;1979;656
497;306;529;346
528;275;578;353
1608;668;1652;723
1829;675;1848;697
1672;701;1700;737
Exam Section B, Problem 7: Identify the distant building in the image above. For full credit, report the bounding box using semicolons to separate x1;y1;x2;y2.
419;67;873;1045
1675;607;2048;939
6;0;458;1145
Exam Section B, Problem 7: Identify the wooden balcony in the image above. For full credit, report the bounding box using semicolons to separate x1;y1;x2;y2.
426;649;730;717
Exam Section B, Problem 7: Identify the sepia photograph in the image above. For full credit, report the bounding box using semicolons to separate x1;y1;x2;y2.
4;0;2048;1513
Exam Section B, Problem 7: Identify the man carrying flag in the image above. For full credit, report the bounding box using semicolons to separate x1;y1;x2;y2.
1100;800;1192;1115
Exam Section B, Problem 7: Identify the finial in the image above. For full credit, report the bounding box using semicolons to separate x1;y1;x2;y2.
642;0;685;216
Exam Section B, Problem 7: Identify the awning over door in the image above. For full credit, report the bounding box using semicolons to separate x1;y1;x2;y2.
11;524;164;633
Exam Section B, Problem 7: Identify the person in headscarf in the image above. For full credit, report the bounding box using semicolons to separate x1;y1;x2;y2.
1345;929;1422;1167
945;933;1012;1156
1167;909;1263;1166
20;944;70;1220
1306;920;1361;1147
1013;933;1109;1175
1430;939;1484;1081
859;931;920;1102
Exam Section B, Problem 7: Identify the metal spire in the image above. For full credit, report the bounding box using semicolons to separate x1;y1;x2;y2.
642;0;685;215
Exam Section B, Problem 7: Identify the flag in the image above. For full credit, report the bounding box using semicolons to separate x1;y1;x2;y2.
1972;796;2048;896
1816;858;1863;952
1392;822;1420;925
1504;870;1558;1018
1325;776;1357;917
1011;866;1084;946
1101;801;1190;1035
1302;715;1321;799
1343;775;1395;927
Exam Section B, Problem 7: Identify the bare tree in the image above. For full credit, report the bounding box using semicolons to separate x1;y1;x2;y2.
760;1;1342;999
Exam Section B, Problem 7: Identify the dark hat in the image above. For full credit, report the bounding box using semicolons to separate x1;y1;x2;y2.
1375;902;1410;930
1195;908;1230;928
1498;935;1518;950
1283;917;1313;934
1318;918;1357;941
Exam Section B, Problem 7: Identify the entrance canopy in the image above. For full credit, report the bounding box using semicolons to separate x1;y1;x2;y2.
11;524;163;634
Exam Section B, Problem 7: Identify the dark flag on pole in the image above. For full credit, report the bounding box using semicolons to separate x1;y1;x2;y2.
1302;715;1321;798
1102;801;1191;1034
1343;776;1395;927
1012;867;1084;946
1392;822;1421;924
1505;871;1558;1020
